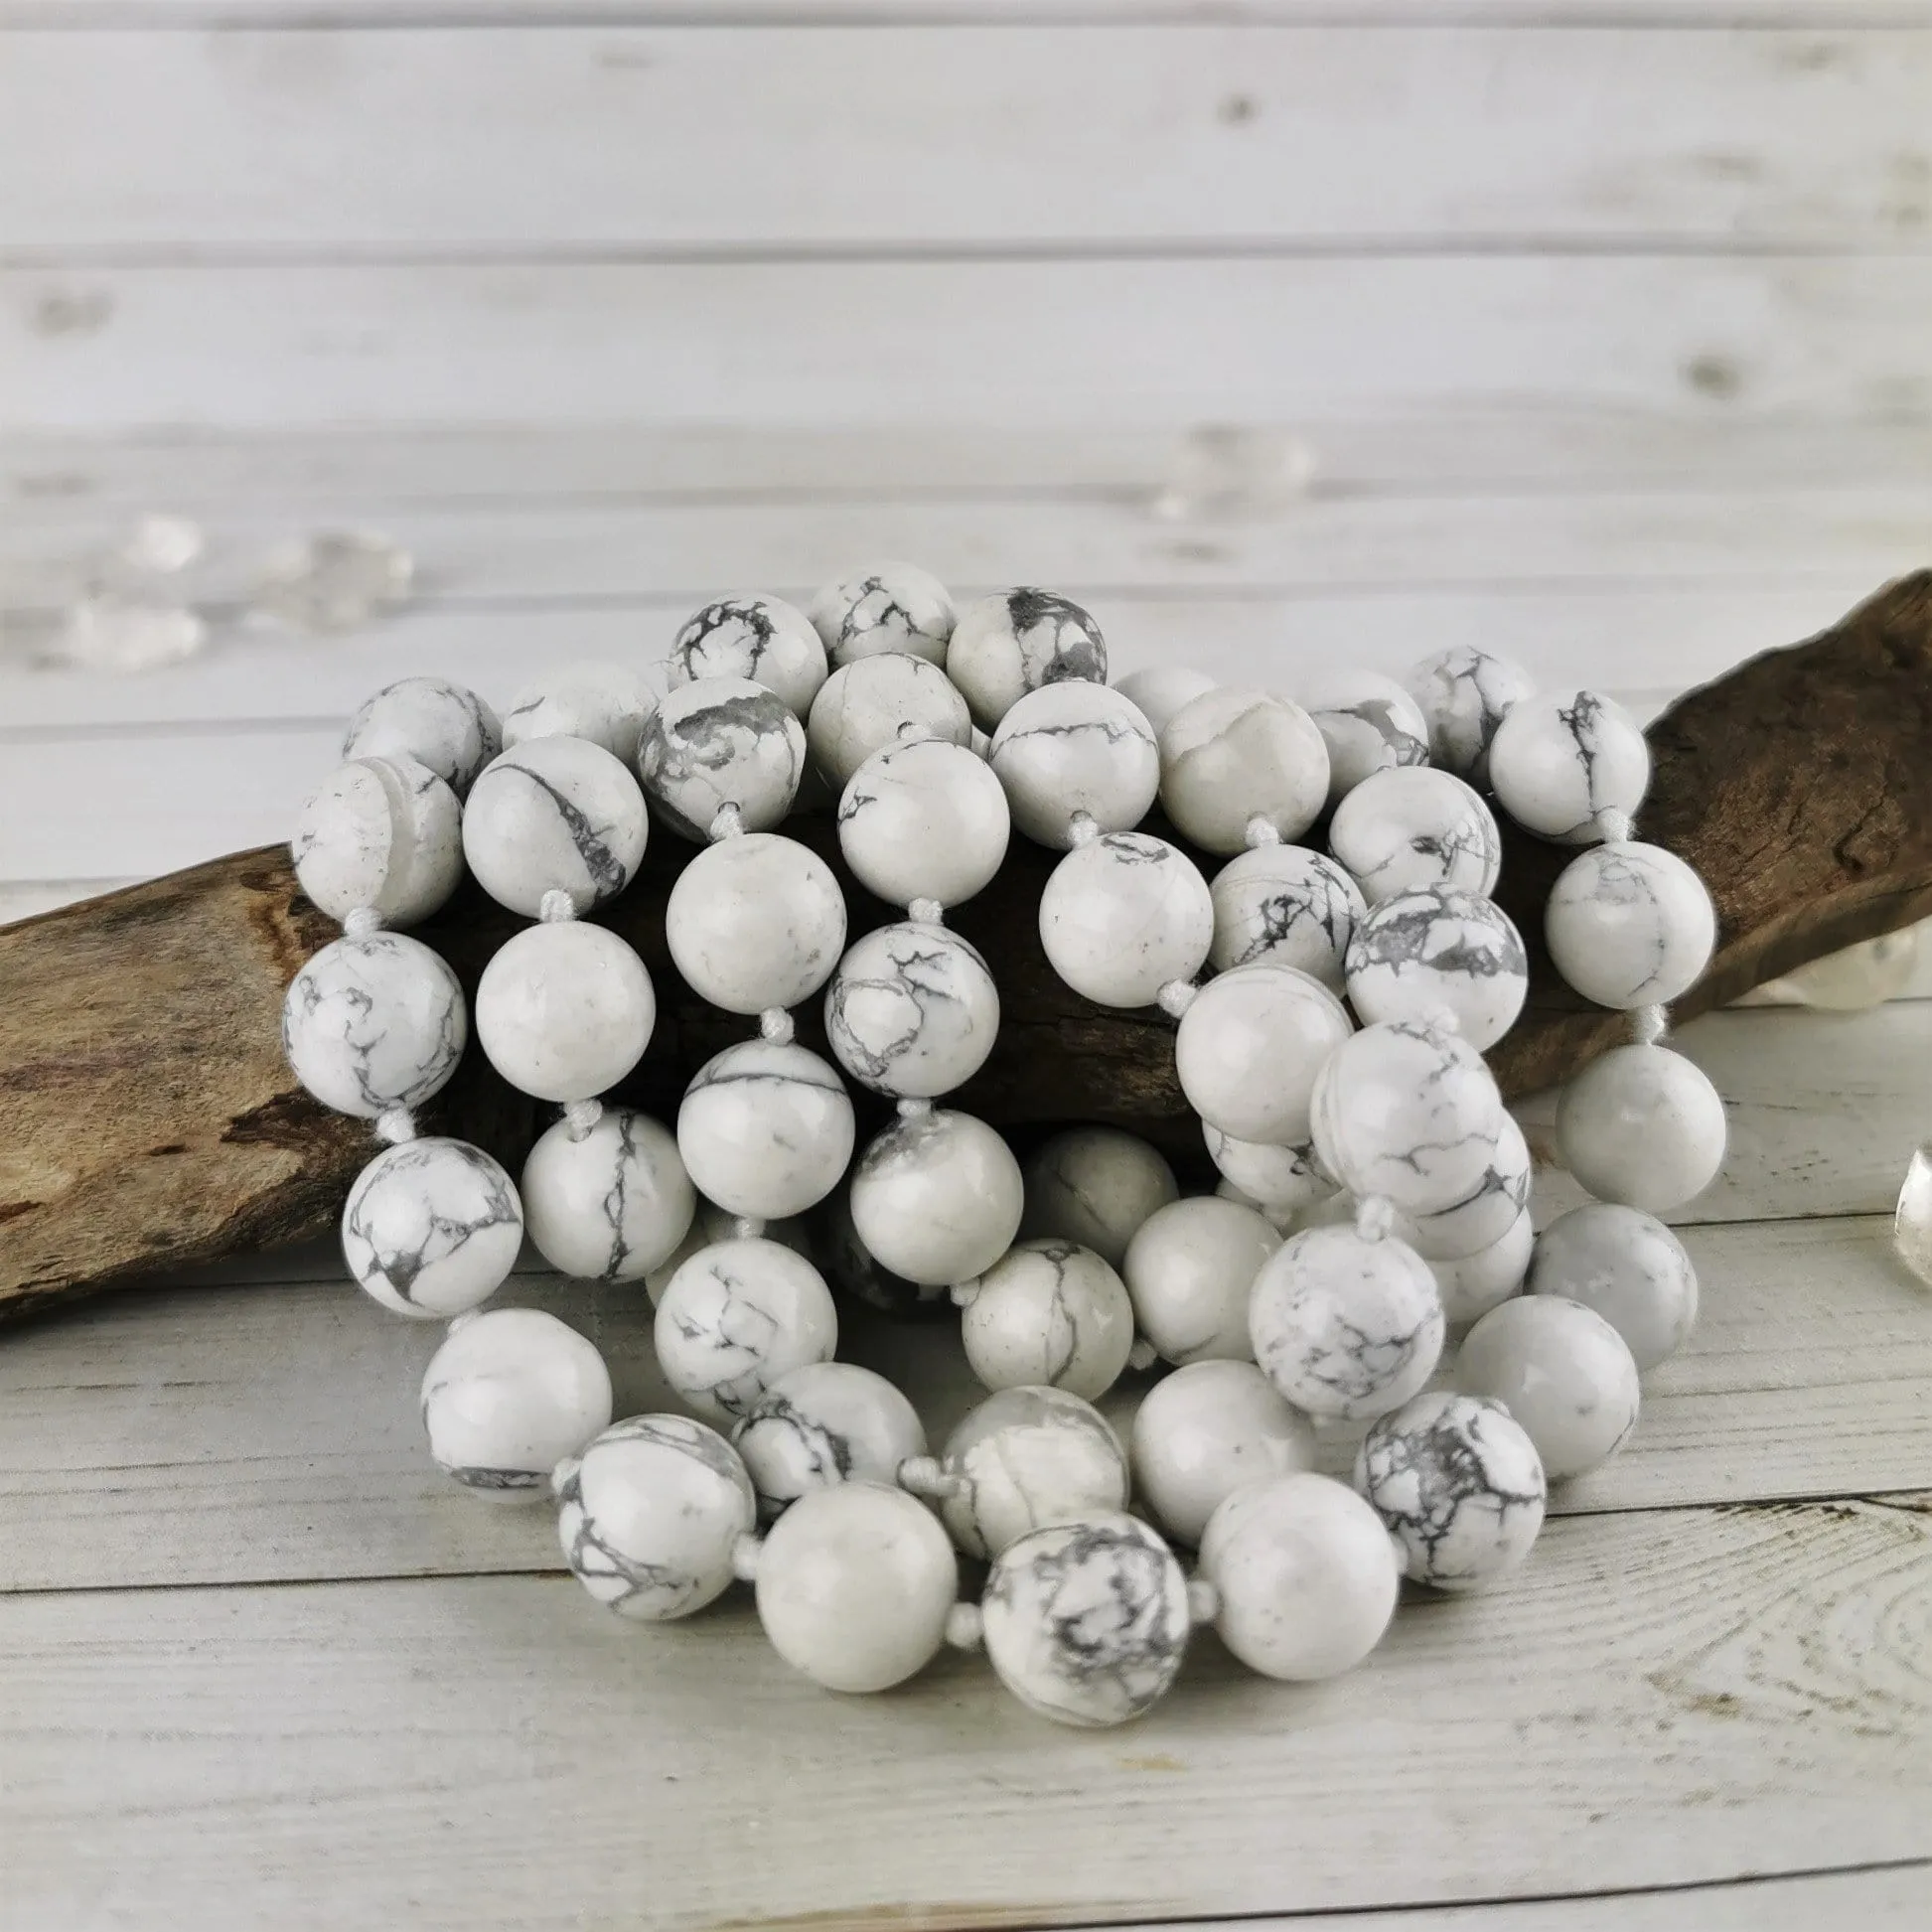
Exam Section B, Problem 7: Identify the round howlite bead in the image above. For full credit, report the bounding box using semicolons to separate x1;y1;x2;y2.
808;653;974;792
501;660;654;765
848;1110;1024;1287
1200;1472;1401;1681
1355;1391;1548;1591
1038;832;1213;1009
1311;1019;1508;1219
677;1040;855;1220
1346;886;1528;1052
1299;669;1430;806
1403;646;1534;787
1250;1224;1445;1421
1488;688;1650;844
653;1237;839;1421
342;1137;522;1319
1528;1202;1700;1371
521;1108;694;1283
282;932;465;1118
733;1362;927;1522
818;1187;950;1319
639;675;807;841
462;737;648;917
1434;1206;1535;1327
988;683;1159;849
1209;843;1365;989
292;754;462;927
646;1199;817;1308
1203;1124;1336;1217
1174;963;1353;1145
475;922;655;1104
962;1240;1136;1401
1328;767;1503;908
755;1482;960;1693
1546;840;1717;1009
668;594;827;717
1458;1296;1641;1483
936;1386;1129;1560
809;560;956;669
1122;1196;1282;1367
342;675;500;798
837;738;1010;910
665;832;846;1016
947;587;1108;730
1394;1108;1533;1263
823;922;999;1099
420;1307;613;1502
1556;1043;1726;1214
981;1514;1191;1727
1158;687;1330;852
1021;1126;1178;1270
1130;1359;1317;1547
1113;667;1216;737
555;1414;756;1620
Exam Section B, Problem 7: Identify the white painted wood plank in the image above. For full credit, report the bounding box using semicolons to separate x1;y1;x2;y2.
8;27;1931;252
7;255;1931;430
1;1498;1926;1928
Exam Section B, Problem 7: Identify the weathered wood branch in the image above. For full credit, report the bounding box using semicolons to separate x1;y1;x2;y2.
3;573;1930;1323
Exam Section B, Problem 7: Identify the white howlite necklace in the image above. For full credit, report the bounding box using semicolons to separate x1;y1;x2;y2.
282;572;1722;1723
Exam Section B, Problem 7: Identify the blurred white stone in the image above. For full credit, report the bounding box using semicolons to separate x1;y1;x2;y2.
253;529;414;633
1733;927;1920;1011
118;515;205;576
53;595;209;672
1896;1147;1932;1291
1151;426;1316;522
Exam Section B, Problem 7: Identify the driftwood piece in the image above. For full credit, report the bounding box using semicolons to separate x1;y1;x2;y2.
3;573;1930;1322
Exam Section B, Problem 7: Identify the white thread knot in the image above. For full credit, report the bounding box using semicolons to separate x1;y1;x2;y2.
896;1096;935;1121
907;897;946;927
342;907;384;939
538;888;578;924
759;1008;796;1045
944;1603;984;1651
708;803;746;842
729;1534;763;1582
1355;1195;1398;1244
374;1107;417;1145
897;1454;966;1502
1593;808;1636;845
1067;811;1101;848
1632;1003;1670;1046
1244;814;1281;849
731;1215;766;1242
563;1097;604;1141
1157;979;1199;1020
1187;1578;1222;1626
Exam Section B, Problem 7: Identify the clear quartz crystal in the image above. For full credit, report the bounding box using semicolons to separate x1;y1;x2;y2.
1734;928;1921;1011
1151;426;1317;522
54;594;209;672
252;529;414;633
1896;1148;1932;1291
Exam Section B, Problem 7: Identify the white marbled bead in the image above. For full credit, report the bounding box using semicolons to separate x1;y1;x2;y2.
1556;1043;1726;1214
848;1109;1024;1288
1130;1359;1317;1547
1546;840;1716;1009
1250;1224;1445;1421
1038;832;1214;1009
1200;1472;1401;1681
961;1240;1136;1402
1346;886;1528;1052
1433;1206;1535;1327
807;653;974;792
342;1137;522;1319
1457;1295;1641;1483
823;922;999;1099
981;1513;1191;1728
1158;688;1330;854
1299;668;1431;806
654;1237;839;1422
1174;963;1354;1145
501;660;654;765
808;561;957;669
817;1185;950;1319
1311;1018;1508;1220
948;587;1108;730
665;832;846;1015
645;1198;817;1308
638;675;807;841
1021;1125;1178;1270
677;1039;855;1220
421;1307;613;1501
292;755;463;927
282;932;465;1119
1208;843;1365;990
1354;1391;1548;1591
1202;1123;1337;1218
1528;1202;1700;1371
732;1361;927;1521
342;675;500;798
475;922;655;1104
936;1385;1130;1560
521;1108;695;1282
1395;1109;1533;1263
462;737;649;917
1122;1196;1282;1367
668;594;828;718
755;1481;961;1694
989;682;1159;849
1328;767;1503;908
1488;689;1650;844
837;738;1010;910
556;1413;756;1620
1112;667;1216;737
1402;646;1535;787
